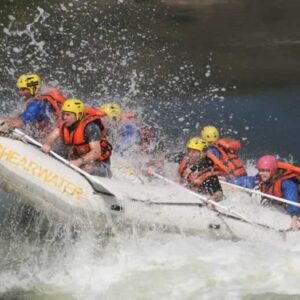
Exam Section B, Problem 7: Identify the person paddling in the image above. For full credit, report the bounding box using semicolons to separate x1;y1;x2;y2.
178;137;224;203
99;103;142;156
41;99;112;177
200;125;254;189
201;125;247;177
96;102;159;157
255;155;300;231
0;73;66;139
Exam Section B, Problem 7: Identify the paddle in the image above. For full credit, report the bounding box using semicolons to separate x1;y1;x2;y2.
220;180;300;208
112;158;145;184
13;128;117;198
152;172;283;232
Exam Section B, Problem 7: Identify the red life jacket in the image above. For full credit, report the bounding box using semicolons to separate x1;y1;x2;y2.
259;162;300;198
60;114;112;161
209;138;247;177
34;88;67;117
84;108;137;122
178;156;220;192
84;107;107;118
24;88;67;136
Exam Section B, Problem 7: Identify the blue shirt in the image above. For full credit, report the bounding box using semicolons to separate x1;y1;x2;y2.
281;179;299;216
226;175;257;189
208;146;221;159
19;99;53;124
227;175;299;216
116;122;141;155
119;123;140;141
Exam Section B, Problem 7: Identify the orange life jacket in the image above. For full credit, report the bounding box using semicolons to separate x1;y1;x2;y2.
209;138;247;177
34;88;67;117
24;88;66;136
84;107;108;118
259;162;300;198
84;108;137;121
60;114;112;161
178;156;220;192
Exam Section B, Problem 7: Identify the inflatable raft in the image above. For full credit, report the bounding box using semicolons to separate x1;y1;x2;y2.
0;131;297;242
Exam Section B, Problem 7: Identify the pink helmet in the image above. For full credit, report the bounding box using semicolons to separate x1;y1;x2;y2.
256;155;278;173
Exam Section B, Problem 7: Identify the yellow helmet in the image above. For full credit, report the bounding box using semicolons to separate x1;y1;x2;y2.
62;99;85;120
16;73;41;96
100;103;122;121
186;137;208;152
201;125;219;142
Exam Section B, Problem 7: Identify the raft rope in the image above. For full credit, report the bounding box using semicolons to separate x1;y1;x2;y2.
0;122;27;142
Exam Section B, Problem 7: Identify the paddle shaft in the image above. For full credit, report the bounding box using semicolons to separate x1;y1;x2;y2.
153;172;258;225
220;180;300;208
13;129;116;197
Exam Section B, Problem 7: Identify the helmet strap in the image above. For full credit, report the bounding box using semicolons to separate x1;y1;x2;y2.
30;86;37;96
77;112;84;121
199;151;206;159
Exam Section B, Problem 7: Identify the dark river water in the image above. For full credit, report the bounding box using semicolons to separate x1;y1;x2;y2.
0;2;300;298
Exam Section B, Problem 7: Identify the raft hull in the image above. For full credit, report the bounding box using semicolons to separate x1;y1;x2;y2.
0;136;295;242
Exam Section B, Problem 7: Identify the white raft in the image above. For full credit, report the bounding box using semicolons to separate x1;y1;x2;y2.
0;133;297;242
0;135;116;229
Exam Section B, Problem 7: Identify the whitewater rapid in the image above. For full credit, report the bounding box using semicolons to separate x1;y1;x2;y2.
1;228;300;299
1;160;300;299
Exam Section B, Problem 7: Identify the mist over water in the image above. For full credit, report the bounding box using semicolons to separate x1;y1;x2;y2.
0;0;300;299
0;0;299;160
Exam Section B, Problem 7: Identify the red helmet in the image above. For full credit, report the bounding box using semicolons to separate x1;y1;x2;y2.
256;155;278;173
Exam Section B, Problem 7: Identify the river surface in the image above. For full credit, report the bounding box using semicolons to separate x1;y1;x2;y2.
0;0;300;299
